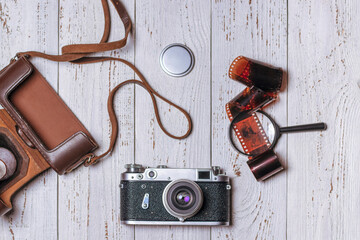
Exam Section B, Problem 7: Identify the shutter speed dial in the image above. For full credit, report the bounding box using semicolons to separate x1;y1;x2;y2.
125;164;144;173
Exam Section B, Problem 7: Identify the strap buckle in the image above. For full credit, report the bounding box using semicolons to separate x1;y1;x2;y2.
10;54;19;63
83;153;97;167
11;53;29;63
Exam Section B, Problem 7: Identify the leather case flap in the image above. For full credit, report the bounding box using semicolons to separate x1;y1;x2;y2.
0;57;98;174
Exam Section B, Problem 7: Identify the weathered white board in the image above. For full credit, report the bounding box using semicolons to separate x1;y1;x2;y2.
211;0;288;239
287;0;360;239
0;0;359;239
57;0;135;239
134;0;211;239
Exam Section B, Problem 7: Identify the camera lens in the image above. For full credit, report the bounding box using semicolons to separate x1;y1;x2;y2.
176;191;191;205
162;179;203;221
171;187;195;210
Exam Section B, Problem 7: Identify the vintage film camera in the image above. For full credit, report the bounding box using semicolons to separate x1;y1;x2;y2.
120;164;231;226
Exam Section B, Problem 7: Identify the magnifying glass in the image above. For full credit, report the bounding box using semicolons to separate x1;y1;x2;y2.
229;110;327;157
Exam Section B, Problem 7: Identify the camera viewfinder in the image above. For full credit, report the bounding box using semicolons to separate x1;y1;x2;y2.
198;171;210;180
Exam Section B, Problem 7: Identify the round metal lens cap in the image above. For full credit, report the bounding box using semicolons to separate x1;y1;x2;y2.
160;43;194;77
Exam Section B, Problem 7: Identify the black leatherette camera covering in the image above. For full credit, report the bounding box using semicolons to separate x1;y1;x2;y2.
120;181;230;222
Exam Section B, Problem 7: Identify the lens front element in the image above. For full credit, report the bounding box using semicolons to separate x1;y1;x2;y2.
176;191;191;205
163;179;203;221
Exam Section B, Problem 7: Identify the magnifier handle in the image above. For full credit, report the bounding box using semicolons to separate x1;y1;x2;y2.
279;122;327;133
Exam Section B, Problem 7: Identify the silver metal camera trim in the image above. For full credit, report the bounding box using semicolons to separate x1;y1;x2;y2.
121;165;230;183
121;164;231;226
142;193;149;209
162;179;204;222
122;220;229;226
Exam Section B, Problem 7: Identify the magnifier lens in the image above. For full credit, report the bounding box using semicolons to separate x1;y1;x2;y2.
230;112;276;156
255;112;276;143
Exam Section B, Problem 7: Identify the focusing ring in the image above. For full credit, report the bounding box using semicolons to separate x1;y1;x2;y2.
162;179;203;221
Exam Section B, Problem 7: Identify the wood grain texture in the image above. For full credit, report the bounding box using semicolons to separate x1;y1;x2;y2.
134;0;211;239
211;0;288;239
57;0;135;239
1;0;360;239
288;0;360;239
0;0;58;239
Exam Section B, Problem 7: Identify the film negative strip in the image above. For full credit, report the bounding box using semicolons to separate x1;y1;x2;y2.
226;104;270;156
226;56;284;181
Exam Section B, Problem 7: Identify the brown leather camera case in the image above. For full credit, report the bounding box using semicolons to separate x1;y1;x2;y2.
0;56;98;215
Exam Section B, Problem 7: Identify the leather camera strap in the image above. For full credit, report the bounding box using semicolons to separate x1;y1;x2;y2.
17;0;192;166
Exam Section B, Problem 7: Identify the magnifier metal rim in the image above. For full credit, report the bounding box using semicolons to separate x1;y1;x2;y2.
228;110;280;157
159;43;195;77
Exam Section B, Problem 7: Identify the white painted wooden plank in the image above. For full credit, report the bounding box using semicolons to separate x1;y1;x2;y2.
2;1;360;239
288;0;360;239
57;0;135;239
211;0;288;239
0;0;58;239
134;0;211;239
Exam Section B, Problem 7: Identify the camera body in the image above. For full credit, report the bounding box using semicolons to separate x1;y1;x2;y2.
120;164;231;226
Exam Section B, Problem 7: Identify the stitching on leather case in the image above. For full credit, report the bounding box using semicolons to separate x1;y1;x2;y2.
44;131;97;153
34;131;97;171
3;58;97;151
0;58;33;134
31;65;97;146
0;63;11;77
2;58;33;97
0;58;97;170
0;59;48;151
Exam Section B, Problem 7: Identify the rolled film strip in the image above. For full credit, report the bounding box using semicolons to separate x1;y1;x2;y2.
229;57;252;86
229;56;282;92
226;56;284;181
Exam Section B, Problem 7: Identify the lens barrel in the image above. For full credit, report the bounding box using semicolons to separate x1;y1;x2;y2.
162;179;203;221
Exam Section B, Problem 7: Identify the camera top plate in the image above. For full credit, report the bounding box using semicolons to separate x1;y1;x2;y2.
121;164;230;183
